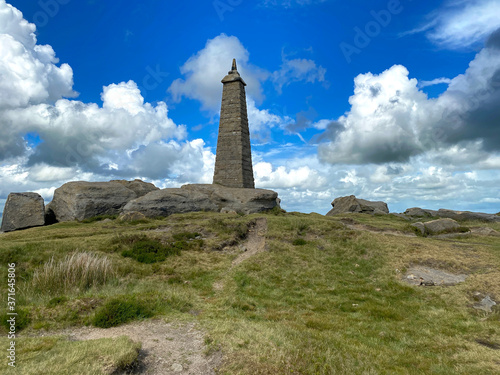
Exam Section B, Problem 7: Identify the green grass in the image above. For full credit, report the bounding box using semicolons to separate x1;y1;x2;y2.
0;211;499;374
80;214;118;223
0;336;140;375
91;295;156;328
32;252;115;294
121;238;181;263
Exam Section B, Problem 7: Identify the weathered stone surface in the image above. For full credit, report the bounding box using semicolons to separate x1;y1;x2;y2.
435;209;500;222
473;296;497;313
49;181;147;222
183;184;278;214
326;195;389;216
123;184;279;218
122;188;218;218
1;193;45;232
424;218;461;234
390;213;410;221
213;59;255;189
118;211;147;222
404;266;467;286
471;227;500;236
404;207;500;222
110;179;158;197
404;207;436;217
411;222;426;235
411;219;468;236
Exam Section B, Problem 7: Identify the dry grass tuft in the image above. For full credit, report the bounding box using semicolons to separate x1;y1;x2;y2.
32;252;115;294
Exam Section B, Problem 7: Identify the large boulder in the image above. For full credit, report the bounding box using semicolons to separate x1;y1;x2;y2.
326;195;389;216
122;188;218;218
435;209;500;223
404;207;500;223
110;179;158;197
1;193;45;232
122;184;279;218
411;218;463;236
182;184;279;214
423;218;461;234
404;207;437;218
49;180;157;222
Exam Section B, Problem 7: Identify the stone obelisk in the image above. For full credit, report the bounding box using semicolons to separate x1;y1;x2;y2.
213;59;255;189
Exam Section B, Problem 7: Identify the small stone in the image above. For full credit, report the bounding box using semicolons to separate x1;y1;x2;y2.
171;363;183;372
420;280;435;286
473;296;497;313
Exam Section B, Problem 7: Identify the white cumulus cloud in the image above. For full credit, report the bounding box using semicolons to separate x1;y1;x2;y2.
0;0;76;109
168;34;268;111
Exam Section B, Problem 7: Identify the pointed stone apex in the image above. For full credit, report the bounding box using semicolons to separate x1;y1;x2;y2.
222;58;246;85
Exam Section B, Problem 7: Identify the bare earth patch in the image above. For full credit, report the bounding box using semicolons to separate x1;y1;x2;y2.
47;320;222;375
231;217;267;267
213;217;267;291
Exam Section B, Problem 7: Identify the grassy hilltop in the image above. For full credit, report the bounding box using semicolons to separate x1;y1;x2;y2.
0;211;499;374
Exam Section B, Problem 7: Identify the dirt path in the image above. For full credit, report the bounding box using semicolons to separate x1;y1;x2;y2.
231;217;267;267
47;320;221;375
213;217;267;291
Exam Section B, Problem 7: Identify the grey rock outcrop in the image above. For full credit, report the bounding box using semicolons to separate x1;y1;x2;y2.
471;227;500;236
423;218;461;234
122;184;279;218
411;218;464;236
404;207;436;217
435;209;500;222
1;193;45;232
49;180;158;222
326;195;389;216
110;179;159;198
404;266;467;286
405;207;500;222
411;222;426;236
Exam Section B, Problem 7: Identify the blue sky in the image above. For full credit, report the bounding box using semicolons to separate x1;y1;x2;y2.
1;0;500;215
